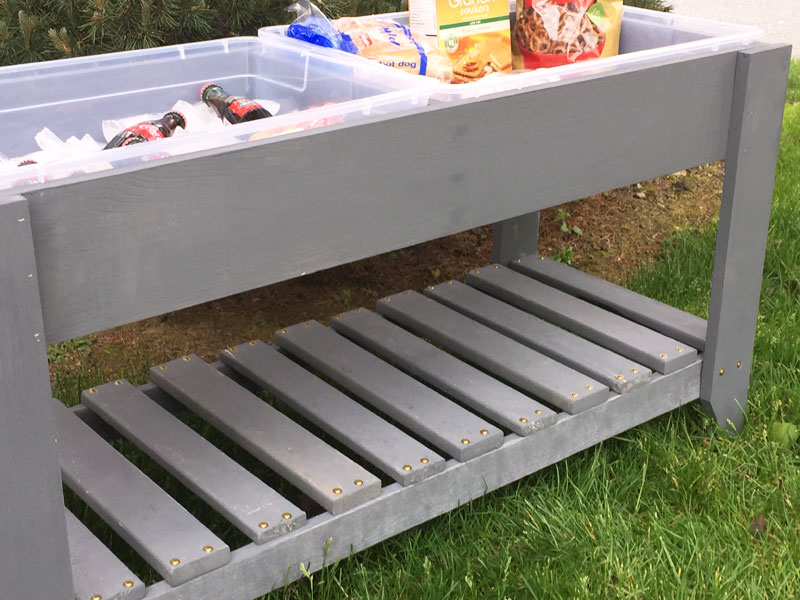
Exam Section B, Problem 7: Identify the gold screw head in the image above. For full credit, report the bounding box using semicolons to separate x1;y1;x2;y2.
719;368;725;375
535;409;543;415
586;384;594;390
631;368;639;374
91;595;102;600
519;417;528;424
354;479;363;486
182;355;190;362
280;329;288;334
447;280;454;285
676;347;684;353
403;291;411;296
461;438;470;445
403;465;412;471
114;380;123;386
89;388;97;394
493;265;500;269
333;487;342;495
420;457;429;464
513;257;521;263
303;322;311;327
737;361;742;368
203;545;213;553
474;269;480;274
258;521;268;529
282;512;292;520
615;374;624;380
660;353;668;359
427;285;435;290
384;297;391;302
123;580;134;588
159;365;167;370
570;392;579;398
249;340;257;346
170;558;181;566
335;314;343;319
480;429;489;435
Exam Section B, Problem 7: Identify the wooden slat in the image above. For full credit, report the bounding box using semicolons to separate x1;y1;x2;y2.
149;355;381;515
274;321;503;461
65;508;146;600
219;340;446;485
81;379;306;544
330;308;558;434
143;360;704;600
425;280;652;394
467;265;698;374
376;291;609;413
53;400;230;587
510;255;707;350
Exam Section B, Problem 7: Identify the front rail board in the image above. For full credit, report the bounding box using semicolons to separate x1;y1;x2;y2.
53;400;231;586
149;355;381;515
467;265;699;373
377;290;610;413
81;379;306;543
330;307;557;434
274;321;504;461
219;340;446;486
424;279;652;393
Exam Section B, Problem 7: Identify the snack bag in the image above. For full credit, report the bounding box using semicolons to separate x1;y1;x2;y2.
335;18;454;83
286;0;358;54
512;0;622;70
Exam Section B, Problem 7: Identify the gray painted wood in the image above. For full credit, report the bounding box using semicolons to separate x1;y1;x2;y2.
491;212;540;266
376;291;609;413
27;49;737;344
0;196;73;600
330;308;558;434
53;399;231;587
219;340;446;485
510;255;708;351
65;508;146;600
425;279;651;394
274;320;503;461
81;379;306;544
149;355;381;514
701;45;792;432
142;360;702;600
467;265;698;374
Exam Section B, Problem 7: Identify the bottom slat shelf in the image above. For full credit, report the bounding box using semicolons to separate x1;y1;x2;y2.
61;261;706;598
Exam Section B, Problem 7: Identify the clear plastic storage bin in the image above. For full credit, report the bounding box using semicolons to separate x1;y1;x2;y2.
259;6;762;101
0;36;435;190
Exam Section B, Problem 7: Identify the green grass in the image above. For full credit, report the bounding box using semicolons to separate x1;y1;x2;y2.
53;61;800;598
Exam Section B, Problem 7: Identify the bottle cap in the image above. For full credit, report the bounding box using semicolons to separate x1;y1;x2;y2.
200;82;220;100
164;111;187;129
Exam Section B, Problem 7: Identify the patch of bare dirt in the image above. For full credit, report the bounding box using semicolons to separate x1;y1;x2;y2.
50;163;724;385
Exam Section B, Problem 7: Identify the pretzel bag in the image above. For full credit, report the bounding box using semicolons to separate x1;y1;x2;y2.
512;0;622;70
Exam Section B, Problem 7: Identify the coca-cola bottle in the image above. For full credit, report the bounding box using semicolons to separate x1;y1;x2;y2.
104;111;186;150
201;83;272;124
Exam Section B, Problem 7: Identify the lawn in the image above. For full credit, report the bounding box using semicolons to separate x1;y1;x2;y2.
258;60;800;600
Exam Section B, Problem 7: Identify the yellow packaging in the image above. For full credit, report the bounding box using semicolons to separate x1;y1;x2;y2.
408;0;512;83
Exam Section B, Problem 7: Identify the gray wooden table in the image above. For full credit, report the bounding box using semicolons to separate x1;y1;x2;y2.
0;41;790;600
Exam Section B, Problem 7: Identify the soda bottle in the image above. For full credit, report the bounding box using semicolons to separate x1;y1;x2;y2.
104;111;186;150
201;83;273;124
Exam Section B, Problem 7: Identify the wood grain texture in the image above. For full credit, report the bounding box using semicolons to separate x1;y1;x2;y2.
0;196;73;600
701;45;792;431
26;49;736;343
142;361;702;600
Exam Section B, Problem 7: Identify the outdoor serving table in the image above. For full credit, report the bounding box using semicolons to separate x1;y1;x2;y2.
0;15;791;600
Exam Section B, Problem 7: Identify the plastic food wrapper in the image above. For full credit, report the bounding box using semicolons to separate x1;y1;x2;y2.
335;18;453;83
286;0;358;54
512;0;622;70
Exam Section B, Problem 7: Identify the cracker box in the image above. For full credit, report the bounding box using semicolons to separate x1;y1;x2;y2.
408;0;512;83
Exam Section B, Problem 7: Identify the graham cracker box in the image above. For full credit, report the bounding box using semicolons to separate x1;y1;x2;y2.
408;0;512;83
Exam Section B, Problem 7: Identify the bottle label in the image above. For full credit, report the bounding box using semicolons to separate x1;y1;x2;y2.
124;122;165;141
228;98;264;119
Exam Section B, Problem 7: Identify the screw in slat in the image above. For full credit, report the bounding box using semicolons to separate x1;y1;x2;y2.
258;521;268;529
427;285;435;290
123;581;134;588
249;340;257;346
519;417;528;424
474;269;480;274
631;368;638;374
493;265;500;269
384;297;391;302
447;280;454;285
354;480;363;486
355;308;362;312
737;361;742;368
114;380;122;386
461;438;470;445
182;355;190;362
539;255;545;261
303;322;311;327
660;353;668;359
403;465;412;471
335;314;343;319
719;369;725;376
158;365;167;370
403;291;411;296
17;217;25;222
333;488;342;495
586;385;594;390
88;388;97;394
420;457;429;464
280;329;287;334
570;392;579;398
170;558;181;566
282;513;292;520
676;347;684;353
91;595;101;600
480;429;489;436
615;374;624;381
203;546;213;553
534;409;543;415
513;257;521;263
